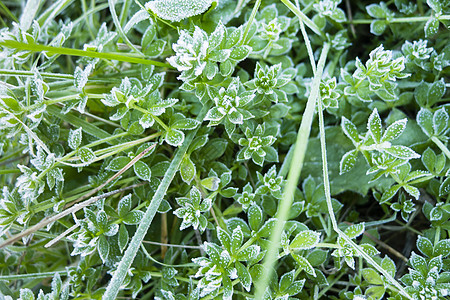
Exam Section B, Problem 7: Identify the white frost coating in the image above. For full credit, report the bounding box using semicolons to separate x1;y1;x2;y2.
145;0;214;22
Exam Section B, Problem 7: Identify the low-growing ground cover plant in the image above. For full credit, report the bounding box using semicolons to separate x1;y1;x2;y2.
0;0;449;299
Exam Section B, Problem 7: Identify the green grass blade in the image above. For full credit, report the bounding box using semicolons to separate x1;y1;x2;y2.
0;40;172;67
103;105;208;300
255;42;330;299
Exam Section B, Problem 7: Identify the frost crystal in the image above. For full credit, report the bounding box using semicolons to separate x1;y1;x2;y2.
145;0;213;22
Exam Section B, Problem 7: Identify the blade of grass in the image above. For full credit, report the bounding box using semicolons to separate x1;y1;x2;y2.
19;0;42;31
103;105;208;300
255;42;330;299
280;0;323;37
0;40;172;68
0;271;68;281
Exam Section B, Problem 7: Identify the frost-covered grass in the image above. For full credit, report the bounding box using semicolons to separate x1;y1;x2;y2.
0;0;450;299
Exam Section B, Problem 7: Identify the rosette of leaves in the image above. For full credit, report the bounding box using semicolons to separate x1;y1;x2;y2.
244;62;297;104
341;45;409;102
235;183;258;211
340;108;421;175
250;4;297;57
237;122;279;167
402;39;435;70
167;22;252;85
319;77;340;109
68;208;120;263
313;0;347;29
401;248;450;300
331;223;380;269
173;186;212;232
255;165;285;199
193;226;261;299
204;77;255;136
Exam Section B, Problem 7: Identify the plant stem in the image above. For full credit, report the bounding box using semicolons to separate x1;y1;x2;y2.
255;42;330;299
0;69;74;79
317;97;413;299
431;136;450;160
0;40;172;68
0;271;68;281
103;105;209;300
241;0;261;44
350;14;450;24
280;0;323;36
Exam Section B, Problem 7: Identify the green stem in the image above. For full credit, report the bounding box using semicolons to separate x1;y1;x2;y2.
102;105;209;300
0;40;172;68
241;0;261;44
317;97;413;299
280;0;323;36
0;169;21;174
255;43;330;299
431;136;450;160
0;271;68;281
350;15;450;24
0;69;74;79
108;0;143;56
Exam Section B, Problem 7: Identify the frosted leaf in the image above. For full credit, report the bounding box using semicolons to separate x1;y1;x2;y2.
384;145;420;160
340;149;358;174
124;10;150;33
382;118;407;142
367;108;382;143
344;223;365;239
341;117;360;144
290;230;320;250
68;127;82;150
145;0;214;22
433;107;449;136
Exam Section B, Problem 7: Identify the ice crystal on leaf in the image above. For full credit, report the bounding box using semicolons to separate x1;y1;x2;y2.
145;0;214;22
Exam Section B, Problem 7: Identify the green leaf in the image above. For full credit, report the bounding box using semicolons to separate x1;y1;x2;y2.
172;118;200;130
307;249;328;267
118;224;128;253
79;147;96;164
339;149;358;174
384;145;420;160
368;108;382;143
370;20;387;36
417;108;434;137
165;129;184;146
416;236;433;257
344;223;365;239
382;119;406;142
123;210;144;225
230;45;252;61
365;285;386;299
98;235;110;263
439;177;450;196
434;239;450;257
292;253;316;277
236;261;252;291
145;0;213;22
362;268;383;285
107;156;131;171
433;107;449;136
341;117;360;144
68;127;82;150
381;256;396;277
290;230;320;250
134;161;152;181
180;155;196;184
